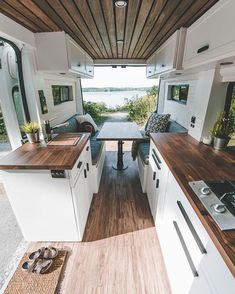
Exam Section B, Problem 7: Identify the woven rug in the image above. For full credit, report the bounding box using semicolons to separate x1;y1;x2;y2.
4;250;67;294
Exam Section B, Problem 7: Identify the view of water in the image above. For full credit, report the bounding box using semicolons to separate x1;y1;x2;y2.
82;90;147;108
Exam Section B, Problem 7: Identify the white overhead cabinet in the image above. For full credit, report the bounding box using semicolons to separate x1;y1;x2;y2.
146;28;186;78
183;0;235;69
35;32;94;78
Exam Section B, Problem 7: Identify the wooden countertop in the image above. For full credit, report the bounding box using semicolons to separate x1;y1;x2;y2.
150;132;235;277
0;133;90;170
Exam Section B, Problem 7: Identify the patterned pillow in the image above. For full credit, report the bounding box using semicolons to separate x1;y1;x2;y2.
145;113;171;136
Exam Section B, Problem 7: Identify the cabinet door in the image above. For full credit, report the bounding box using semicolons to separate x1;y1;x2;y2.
72;164;90;240
160;172;213;294
146;54;156;77
155;32;178;75
146;162;157;217
85;55;94;77
67;38;86;74
183;0;235;68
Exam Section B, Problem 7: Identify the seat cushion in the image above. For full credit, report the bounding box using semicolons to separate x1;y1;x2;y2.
166;120;188;133
138;142;150;165
90;140;104;165
55;116;79;134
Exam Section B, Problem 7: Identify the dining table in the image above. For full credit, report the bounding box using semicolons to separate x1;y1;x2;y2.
96;122;143;171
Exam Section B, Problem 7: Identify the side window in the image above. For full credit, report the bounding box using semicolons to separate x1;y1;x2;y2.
51;85;73;105
12;85;26;136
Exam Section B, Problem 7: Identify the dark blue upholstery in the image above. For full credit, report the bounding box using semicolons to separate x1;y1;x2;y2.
54;115;103;165
138;142;150;165
138;120;188;165
55;115;79;134
166;119;188;133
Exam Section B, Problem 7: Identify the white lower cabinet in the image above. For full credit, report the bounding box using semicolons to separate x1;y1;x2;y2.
147;141;169;222
149;140;235;294
1;141;93;242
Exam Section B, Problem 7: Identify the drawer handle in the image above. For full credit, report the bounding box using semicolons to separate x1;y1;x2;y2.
153;171;156;181
86;146;89;151
173;221;199;277
197;45;209;54
86;162;89;171
152;149;161;164
77;63;81;67
77;161;82;169
161;64;165;67
152;154;161;170
148;70;152;73
156;179;159;188
84;169;87;178
177;201;207;254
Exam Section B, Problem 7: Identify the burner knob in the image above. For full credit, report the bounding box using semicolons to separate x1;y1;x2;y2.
200;187;211;195
214;204;226;213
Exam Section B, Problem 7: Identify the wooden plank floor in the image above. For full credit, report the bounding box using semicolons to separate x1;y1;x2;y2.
28;151;171;294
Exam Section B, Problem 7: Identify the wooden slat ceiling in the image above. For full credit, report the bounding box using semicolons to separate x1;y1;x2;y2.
0;0;218;59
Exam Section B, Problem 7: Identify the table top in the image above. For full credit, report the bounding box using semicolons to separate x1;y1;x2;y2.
96;122;143;141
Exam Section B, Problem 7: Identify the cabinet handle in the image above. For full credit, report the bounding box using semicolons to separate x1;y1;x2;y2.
156;179;159;188
77;161;82;169
86;162;89;171
153;171;156;181
77;63;81;67
161;64;165;67
197;45;209;54
84;169;87;178
173;221;199;277
89;70;92;73
152;149;161;164
148;70;152;73
177;201;207;254
86;146;89;151
152;154;161;170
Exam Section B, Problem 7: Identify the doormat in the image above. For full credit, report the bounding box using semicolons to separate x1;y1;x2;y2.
4;250;67;294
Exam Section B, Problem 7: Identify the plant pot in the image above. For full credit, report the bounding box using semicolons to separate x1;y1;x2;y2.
26;131;40;143
213;137;229;150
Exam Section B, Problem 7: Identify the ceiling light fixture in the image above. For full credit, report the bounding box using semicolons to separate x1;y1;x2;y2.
115;1;127;8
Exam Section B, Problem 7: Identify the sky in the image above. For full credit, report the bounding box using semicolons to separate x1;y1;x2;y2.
81;66;159;88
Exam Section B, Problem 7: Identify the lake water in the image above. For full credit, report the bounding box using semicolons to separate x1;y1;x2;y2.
82;90;147;108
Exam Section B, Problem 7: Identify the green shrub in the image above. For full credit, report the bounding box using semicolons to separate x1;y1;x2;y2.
126;86;158;125
83;101;108;123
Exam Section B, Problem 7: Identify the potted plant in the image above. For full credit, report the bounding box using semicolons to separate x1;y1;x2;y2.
21;121;40;143
211;111;235;150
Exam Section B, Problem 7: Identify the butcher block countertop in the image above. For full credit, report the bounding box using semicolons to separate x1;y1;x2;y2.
0;133;90;170
150;132;235;277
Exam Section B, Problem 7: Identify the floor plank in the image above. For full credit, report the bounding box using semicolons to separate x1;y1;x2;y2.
28;151;171;294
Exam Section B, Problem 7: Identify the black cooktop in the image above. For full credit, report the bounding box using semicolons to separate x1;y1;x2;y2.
205;180;235;216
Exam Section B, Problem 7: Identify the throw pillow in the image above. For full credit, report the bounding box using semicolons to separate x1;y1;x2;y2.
145;113;171;136
78;121;96;135
76;113;99;132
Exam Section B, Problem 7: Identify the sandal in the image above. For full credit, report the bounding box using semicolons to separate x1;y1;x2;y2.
29;247;58;260
22;258;53;274
32;259;53;274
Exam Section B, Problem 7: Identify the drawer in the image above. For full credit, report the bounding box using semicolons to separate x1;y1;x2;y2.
183;0;235;67
70;141;90;186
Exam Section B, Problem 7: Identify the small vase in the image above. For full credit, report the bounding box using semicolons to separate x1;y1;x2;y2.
26;131;40;143
213;137;229;150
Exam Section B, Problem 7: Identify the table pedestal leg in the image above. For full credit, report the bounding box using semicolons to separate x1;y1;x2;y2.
112;140;128;171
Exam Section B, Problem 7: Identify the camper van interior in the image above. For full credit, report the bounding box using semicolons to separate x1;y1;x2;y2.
0;0;235;293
